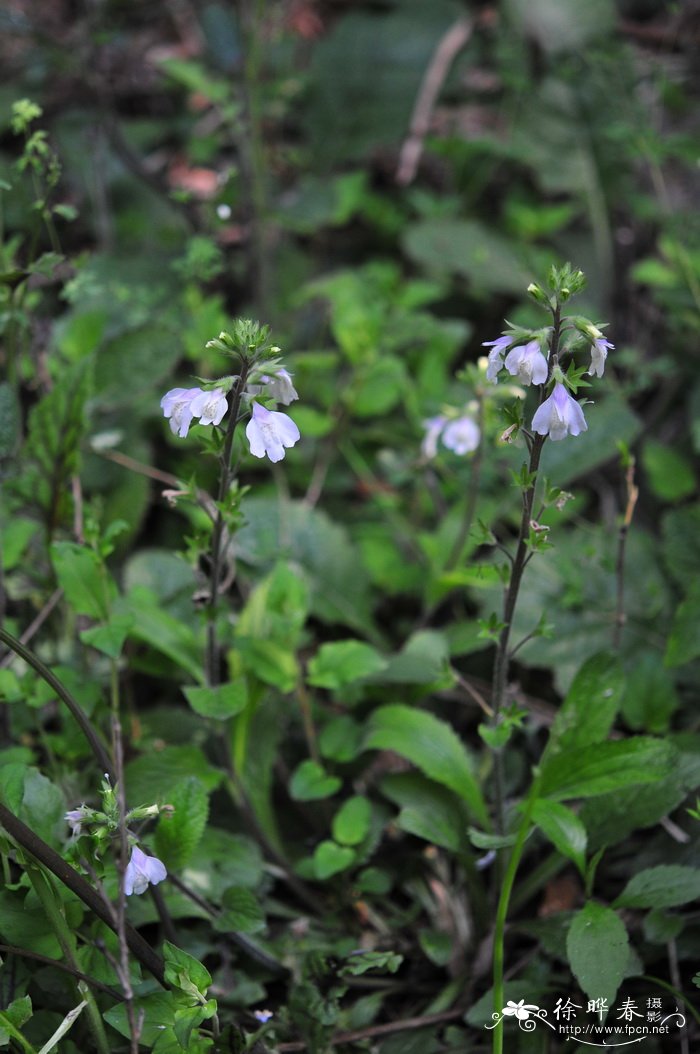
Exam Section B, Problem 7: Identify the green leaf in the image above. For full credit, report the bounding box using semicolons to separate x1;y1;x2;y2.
80;615;134;658
614;865;700;909
122;586;204;683
125;746;222;803
0;890;61;957
236;638;299;693
620;653;679;733
403;219;530;294
532;799;587;876
313;840;355;879
21;768;65;848
382;772;467;853
364;705;488;825
51;542;115;621
332;796;372;846
163;940;212;998
505;0;615;53
289;760;342;801
104;992;181;1046
339;950;403;977
318;715;363;762
307;640;387;690
154;777;209;871
183;679;248;720
642;441;696;503
380;630;452;685
665;588;700;667
216;887;266;934
540;737;673;801
567;902;628;1009
542;652;624;762
468;828;518;850
349;357;406;417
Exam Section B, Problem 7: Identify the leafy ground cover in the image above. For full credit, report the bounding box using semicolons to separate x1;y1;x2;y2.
0;1;699;1052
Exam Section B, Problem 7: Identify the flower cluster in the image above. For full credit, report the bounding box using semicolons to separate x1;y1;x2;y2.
160;366;301;462
481;316;612;442
422;412;480;459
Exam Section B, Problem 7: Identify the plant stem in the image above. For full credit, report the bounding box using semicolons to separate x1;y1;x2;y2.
26;865;111;1054
0;626;113;778
491;774;541;1054
613;458;638;651
206;366;250;685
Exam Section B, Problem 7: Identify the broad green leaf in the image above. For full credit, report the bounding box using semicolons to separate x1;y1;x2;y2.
468;828;518;850
21;768;65;848
540;737;673;801
642;440;696;502
236;561;309;647
51;542;115;621
532;799;587;875
380;630;452;685
381;772;467;853
163;940;212;997
349;356;406;417
216;887;266;934
332;796;372;846
404;219;530;294
662;505;700;588
665;589;700;667
614;866;700;909
308;640;387;689
506;0;615;53
318;715;363;762
122;586;204;682
0;890;62;958
183;679;248;720
364;705;487;824
0;996;32;1042
125;746;222;804
104;992;181;1046
620;652;679;732
80;615;134;658
543;652;624;762
154;777;209;871
313;840;355;879
236;637;299;693
0;762;27;814
567;903;628;1009
289;760;342;801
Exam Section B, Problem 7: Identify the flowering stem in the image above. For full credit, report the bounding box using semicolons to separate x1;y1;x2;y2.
206;364;250;685
491;773;541;1054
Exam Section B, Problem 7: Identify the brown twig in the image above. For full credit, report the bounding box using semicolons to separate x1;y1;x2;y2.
0;943;121;999
396;15;474;185
276;1007;466;1052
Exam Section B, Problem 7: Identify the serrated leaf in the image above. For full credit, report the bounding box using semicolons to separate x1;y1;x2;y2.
339;950;403;976
364;705;487;824
289;760;342;801
332;796;372;846
543;652;624;762
216;887;266;934
163;940;211;997
154;777;209;871
532;799;587;875
614;865;700;909
308;640;387;689
183;679;248;719
125;746;222;804
541;737;673;800
567;902;628;1008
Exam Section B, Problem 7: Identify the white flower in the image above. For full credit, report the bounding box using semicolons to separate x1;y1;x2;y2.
160;387;203;438
124;846;167;896
482;336;511;382
505;340;548;386
246;403;300;463
587;337;614;378
442;415;480;455
421;415;447;459
65;808;86;837
189;388;228;426
253;1010;273;1024
264;369;299;405
531;383;588;441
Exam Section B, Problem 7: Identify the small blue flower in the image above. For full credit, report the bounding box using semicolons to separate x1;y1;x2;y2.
531;383;587;441
246;403;300;463
442;415;480;455
160;387;203;438
482;336;511;382
124;847;167;896
505;340;548;386
588;337;614;378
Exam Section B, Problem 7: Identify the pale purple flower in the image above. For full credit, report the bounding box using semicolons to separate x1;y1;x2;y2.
246;403;300;463
124;846;167;896
531;383;588;441
160;387;203;439
442;415;480;455
505;340;548;386
482;336;511;382
189;388;228;427
253;1010;273;1024
421;415;447;459
65;808;86;837
587;337;614;378
264;369;299;405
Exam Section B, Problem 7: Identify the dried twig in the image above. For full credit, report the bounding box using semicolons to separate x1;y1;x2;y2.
613;458;638;651
276;1007;466;1052
396;15;474;185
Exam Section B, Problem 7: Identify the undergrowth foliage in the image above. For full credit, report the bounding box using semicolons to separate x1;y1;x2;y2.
1;4;700;1053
